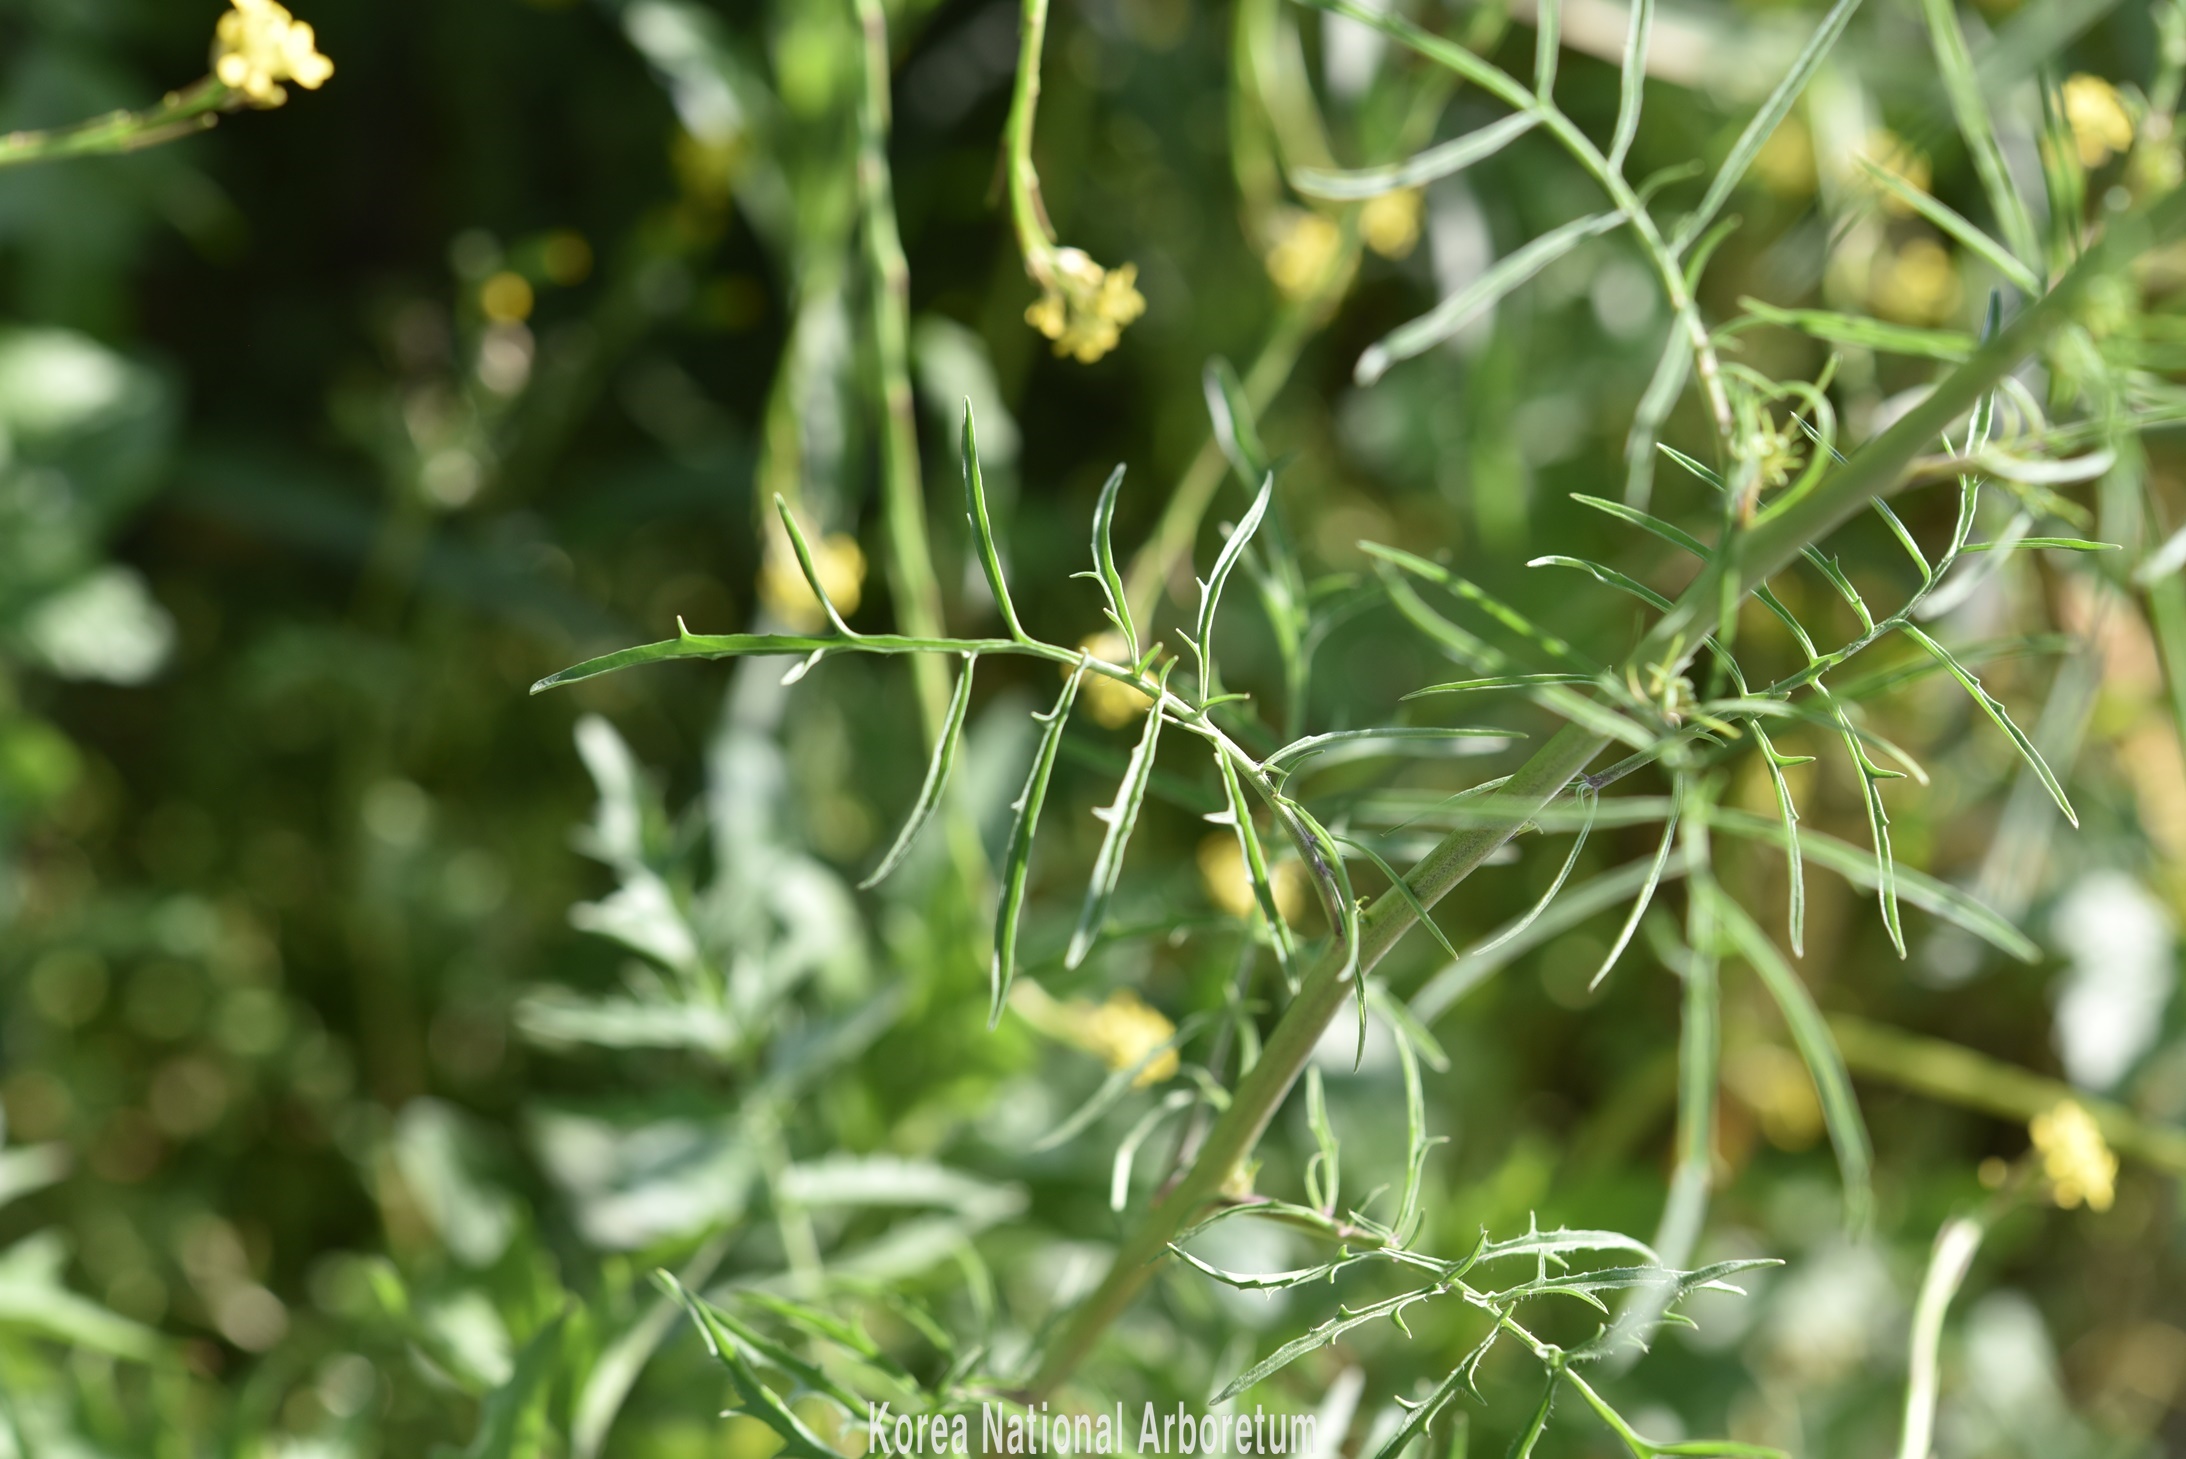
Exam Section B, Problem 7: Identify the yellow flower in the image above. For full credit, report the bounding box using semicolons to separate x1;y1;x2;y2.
1197;833;1309;923
212;0;333;110
2062;74;2135;170
2030;1100;2117;1212
1075;631;1153;729
480;272;534;325
1010;983;1178;1087
758;528;865;632
1079;989;1181;1086
1859;130;1931;215
1359;190;1423;260
1754;116;1818;198
1265;209;1342;300
1025;247;1146;364
1869;236;1962;325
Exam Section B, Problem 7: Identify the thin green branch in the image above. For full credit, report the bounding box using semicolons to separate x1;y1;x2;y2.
0;77;233;170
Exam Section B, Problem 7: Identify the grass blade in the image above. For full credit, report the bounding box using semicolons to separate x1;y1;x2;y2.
1674;0;1864;254
1066;662;1175;967
991;660;1087;1024
1900;624;2077;826
962;401;1028;642
860;655;978;890
1358;212;1624;385
1292;111;1542;200
1713;893;1873;1232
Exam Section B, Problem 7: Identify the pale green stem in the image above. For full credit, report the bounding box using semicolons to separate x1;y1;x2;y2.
1006;0;1057;276
855;0;952;742
1896;1213;1986;1459
0;77;235;170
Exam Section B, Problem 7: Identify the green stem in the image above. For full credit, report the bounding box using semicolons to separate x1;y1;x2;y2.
855;0;952;742
1006;0;1057;274
1830;1015;2186;1173
1022;187;2186;1400
0;77;233;170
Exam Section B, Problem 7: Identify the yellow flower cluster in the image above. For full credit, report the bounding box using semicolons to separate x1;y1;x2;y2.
2062;74;2135;170
1078;989;1181;1087
1010;983;1178;1087
2030;1100;2118;1212
1265;209;1342;300
212;0;334;110
1359;191;1423;260
1075;631;1153;729
758;529;866;632
1025;248;1146;364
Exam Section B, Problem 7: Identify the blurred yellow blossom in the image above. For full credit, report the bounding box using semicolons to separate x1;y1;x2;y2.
212;0;333;110
480;273;534;325
2063;74;2135;169
758;528;865;631
1360;191;1423;259
1075;631;1153;729
1859;130;1931;214
1197;832;1309;923
2030;1100;2117;1212
1754;116;1817;197
1025;247;1146;364
1010;983;1178;1086
1869;236;1961;324
1265;209;1342;299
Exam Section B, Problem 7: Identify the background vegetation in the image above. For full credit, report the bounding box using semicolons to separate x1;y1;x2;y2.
0;0;2182;1454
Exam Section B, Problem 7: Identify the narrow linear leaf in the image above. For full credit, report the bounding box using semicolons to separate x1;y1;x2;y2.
1901;625;2076;825
1067;662;1176;967
861;655;978;889
1213;1287;1441;1400
1297;0;1536;111
1470;788;1597;957
1739;298;1973;361
774;497;857;636
1713;893;1873;1232
1112;1091;1195;1212
1194;476;1276;701
1269;727;1515;777
1752;723;1806;955
1918;0;2040;264
664;1279;839;1459
1089;464;1138;660
1607;0;1653;171
1711;807;2036;960
991;662;1087;1025
1675;0;1864;252
1625;325;1694;508
1293;111;1541;200
1855;157;2040;294
1204;356;1271;485
1590;783;1682;990
1357;212;1625;385
1211;753;1299;977
962;402;1028;642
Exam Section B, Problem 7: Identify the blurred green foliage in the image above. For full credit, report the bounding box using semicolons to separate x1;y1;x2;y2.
0;0;2183;1455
